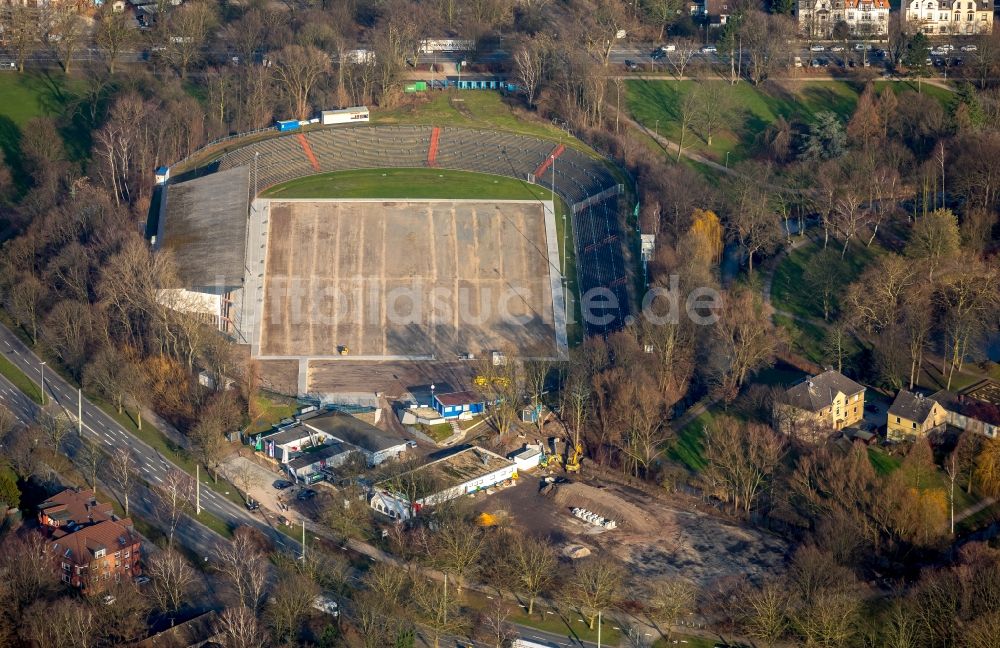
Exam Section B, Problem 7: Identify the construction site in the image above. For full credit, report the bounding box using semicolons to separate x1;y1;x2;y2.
478;439;790;587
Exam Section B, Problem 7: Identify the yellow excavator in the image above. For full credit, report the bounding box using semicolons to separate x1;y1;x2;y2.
565;442;583;473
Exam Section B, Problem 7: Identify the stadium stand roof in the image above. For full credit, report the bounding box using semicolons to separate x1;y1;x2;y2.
160;166;250;289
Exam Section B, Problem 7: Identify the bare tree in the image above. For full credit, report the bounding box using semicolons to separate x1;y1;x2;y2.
480;597;516;648
219;606;268;648
2;5;42;73
76;438;102;491
231;461;259;503
161;0;218;78
693;82;731;146
272;44;331;120
146;549;197;613
154;469;195;548
702;417;784;515
667;40;699;77
740;11;795;85
44;5;87;74
266;571;320;644
215;527;269;612
675;90;699;162
411;577;463;648
734;579;789;648
565;558;623;630
710;287;778;401
513;37;548;108
432;517;484;590
109;448;137;517
648;577;697;641
95;6;136;74
508;533;557;614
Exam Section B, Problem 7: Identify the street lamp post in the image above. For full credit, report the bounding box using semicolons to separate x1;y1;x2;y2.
655;119;659;139
39;361;46;405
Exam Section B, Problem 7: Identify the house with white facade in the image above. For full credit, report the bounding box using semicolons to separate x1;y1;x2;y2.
797;0;889;37
904;0;993;35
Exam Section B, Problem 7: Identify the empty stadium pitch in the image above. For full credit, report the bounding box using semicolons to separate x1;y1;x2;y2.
250;198;569;363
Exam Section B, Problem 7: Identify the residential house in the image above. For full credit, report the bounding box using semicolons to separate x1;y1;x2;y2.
903;0;993;35
778;370;866;441
887;389;949;441
38;489;114;530
797;0;847;38
797;0;888;37
705;0;730;25
931;390;1000;438
844;0;890;35
47;518;141;593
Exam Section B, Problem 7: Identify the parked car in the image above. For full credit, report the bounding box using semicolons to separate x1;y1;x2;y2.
701;45;717;53
297;489;317;500
811;59;821;67
941;43;955;50
810;44;825;52
854;43;867;50
662;43;676;52
961;44;978;51
134;576;151;585
831;45;845;52
624;59;638;70
273;479;293;490
245;498;260;511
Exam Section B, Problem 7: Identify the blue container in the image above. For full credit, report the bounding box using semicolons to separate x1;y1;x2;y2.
276;120;300;132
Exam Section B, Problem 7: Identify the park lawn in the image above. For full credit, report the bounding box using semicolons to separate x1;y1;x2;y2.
0;352;43;405
0;72;92;166
771;239;883;322
627;79;955;165
669;409;714;472
868;447;902;475
773;313;829;366
875;80;956;108
626;79;860;164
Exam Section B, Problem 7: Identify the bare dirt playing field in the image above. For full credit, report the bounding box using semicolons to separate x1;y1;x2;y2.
258;200;559;360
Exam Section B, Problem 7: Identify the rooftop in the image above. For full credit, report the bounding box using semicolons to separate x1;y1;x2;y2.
159;166;250;289
784;370;865;412
38;489;114;527
302;411;406;453
287;442;356;470
48;519;138;564
931;390;1000;426
378;446;514;497
888;390;938;423
435;390;482;407
261;424;328;447
137;611;221;648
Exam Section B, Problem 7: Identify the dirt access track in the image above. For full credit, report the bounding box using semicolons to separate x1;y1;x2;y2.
258;199;563;363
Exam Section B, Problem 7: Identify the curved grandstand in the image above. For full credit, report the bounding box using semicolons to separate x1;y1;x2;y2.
155;124;633;396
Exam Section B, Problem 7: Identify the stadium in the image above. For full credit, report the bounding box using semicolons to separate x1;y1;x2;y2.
152;122;633;397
